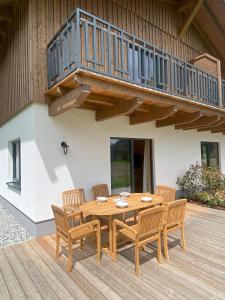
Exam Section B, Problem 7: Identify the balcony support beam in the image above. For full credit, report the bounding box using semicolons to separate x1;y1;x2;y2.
197;118;225;132
96;98;143;121
156;111;201;127
175;115;219;130
178;0;204;39
130;106;177;125
48;84;91;116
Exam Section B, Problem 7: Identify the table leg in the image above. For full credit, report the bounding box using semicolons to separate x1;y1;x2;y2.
108;215;113;256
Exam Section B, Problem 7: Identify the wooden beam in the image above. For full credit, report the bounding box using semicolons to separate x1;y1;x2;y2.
178;0;204;39
178;0;194;13
48;84;91;116
130;106;177;125
175;115;219;130
197;118;225;132
96;98;143;121
156;111;201;127
0;7;13;21
75;71;225;118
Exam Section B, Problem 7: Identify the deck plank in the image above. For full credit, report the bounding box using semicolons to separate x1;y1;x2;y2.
13;244;59;300
1;204;225;300
37;236;107;300
21;242;75;300
0;271;11;300
29;239;91;300
0;249;26;299
2;247;42;300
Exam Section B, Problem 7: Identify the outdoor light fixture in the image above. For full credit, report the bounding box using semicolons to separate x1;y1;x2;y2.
61;141;69;155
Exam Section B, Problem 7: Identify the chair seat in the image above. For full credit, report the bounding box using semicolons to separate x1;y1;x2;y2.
119;224;137;241
166;223;181;232
69;225;96;239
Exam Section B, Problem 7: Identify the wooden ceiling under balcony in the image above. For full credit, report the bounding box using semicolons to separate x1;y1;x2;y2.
46;69;225;134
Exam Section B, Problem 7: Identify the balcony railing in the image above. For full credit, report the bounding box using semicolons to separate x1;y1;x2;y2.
48;8;219;107
222;80;225;107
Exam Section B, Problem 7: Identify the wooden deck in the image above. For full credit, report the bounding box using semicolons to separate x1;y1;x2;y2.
1;203;225;300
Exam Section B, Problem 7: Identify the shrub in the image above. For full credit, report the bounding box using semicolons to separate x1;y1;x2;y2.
202;168;225;194
177;162;225;208
176;162;203;199
197;191;225;208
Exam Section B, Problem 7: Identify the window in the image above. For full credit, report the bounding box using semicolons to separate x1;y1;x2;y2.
7;139;21;190
201;142;219;169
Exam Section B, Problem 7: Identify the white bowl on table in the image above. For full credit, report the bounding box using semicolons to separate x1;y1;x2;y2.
116;200;128;208
141;196;153;202
119;192;130;197
96;196;108;203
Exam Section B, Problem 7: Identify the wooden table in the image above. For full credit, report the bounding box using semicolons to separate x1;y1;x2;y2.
81;193;163;257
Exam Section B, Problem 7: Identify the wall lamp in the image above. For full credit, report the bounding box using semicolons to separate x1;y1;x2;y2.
61;141;69;155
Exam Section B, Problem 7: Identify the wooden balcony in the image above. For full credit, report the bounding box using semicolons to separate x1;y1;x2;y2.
46;9;225;133
1;204;225;299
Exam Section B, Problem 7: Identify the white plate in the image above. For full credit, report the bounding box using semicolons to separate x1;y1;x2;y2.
119;192;130;197
113;198;121;202
96;196;108;203
116;201;128;208
141;197;153;202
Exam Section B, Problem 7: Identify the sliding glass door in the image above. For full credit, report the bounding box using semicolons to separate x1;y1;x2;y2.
110;138;153;194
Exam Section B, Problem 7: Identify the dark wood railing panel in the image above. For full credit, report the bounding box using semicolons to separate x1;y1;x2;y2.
48;8;219;107
222;80;225;107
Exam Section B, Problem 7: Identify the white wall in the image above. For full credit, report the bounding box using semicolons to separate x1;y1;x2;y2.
1;103;225;223
0;105;37;221
33;104;225;222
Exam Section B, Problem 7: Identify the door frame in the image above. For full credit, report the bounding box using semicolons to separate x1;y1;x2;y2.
110;137;155;193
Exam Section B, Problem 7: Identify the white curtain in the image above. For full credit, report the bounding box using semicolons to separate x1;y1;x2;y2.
143;140;151;192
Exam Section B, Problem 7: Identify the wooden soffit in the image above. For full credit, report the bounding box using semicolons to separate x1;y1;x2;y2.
45;69;225;133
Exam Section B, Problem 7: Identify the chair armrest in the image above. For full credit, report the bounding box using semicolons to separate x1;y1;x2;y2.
113;219;137;235
68;220;100;235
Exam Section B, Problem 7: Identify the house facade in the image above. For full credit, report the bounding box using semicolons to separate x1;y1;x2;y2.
0;0;225;236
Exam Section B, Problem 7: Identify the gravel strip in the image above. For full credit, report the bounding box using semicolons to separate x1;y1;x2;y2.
0;202;33;248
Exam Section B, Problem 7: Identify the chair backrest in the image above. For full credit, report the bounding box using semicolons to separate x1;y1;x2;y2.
51;204;69;235
165;199;187;228
137;206;166;238
92;184;109;199
62;188;85;211
156;185;176;203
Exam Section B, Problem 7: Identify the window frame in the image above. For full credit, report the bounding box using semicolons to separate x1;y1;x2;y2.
7;139;21;190
201;141;220;170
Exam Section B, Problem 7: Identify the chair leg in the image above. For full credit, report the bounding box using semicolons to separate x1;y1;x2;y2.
157;235;162;264
134;211;137;223
135;242;140;276
67;239;73;272
56;233;61;259
163;228;169;261
96;227;101;263
180;226;186;251
113;223;117;261
80;238;84;250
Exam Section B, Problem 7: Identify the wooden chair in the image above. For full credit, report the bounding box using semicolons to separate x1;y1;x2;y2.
113;206;166;275
62;188;85;224
162;199;187;260
92;184;109;199
156;185;176;204
51;205;101;272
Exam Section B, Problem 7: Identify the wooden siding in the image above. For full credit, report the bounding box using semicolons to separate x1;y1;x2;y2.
0;0;29;125
0;0;220;126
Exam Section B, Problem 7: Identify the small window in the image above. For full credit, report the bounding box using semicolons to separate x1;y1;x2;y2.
201;142;219;169
7;139;21;190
